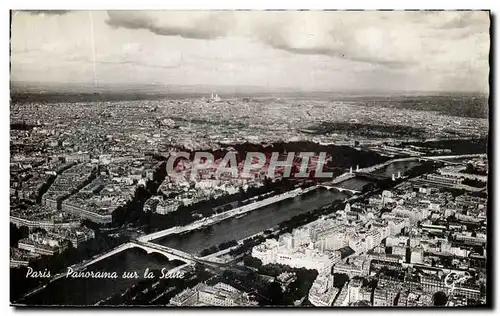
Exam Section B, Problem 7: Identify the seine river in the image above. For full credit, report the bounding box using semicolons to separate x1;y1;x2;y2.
374;160;421;177
19;160;420;305
153;188;351;254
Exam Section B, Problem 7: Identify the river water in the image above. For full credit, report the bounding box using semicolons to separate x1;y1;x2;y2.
374;160;422;177
18;160;420;305
153;188;352;254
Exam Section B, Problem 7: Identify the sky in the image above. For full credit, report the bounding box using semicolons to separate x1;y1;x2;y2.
10;10;490;93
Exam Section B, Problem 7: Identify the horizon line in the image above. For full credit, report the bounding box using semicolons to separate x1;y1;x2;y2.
9;81;489;95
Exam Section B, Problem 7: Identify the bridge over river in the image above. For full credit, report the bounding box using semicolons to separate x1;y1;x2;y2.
319;185;361;194
132;153;485;251
82;240;226;270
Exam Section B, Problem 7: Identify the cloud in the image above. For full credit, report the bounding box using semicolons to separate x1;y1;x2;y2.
105;10;490;69
97;60;183;70
10;10;490;92
23;10;70;15
106;11;233;40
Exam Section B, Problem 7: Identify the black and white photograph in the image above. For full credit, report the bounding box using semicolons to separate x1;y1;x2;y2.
8;9;491;308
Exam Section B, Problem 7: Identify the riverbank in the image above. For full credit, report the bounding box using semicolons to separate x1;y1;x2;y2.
16;158;438;306
140;155;448;243
139;186;315;242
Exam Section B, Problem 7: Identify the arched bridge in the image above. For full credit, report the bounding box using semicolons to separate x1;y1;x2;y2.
320;185;361;194
83;240;196;267
355;172;390;180
82;240;229;270
416;156;462;165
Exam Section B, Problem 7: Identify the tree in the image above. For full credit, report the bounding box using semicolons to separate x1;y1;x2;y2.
333;273;350;288
10;224;29;247
447;232;454;242
462;178;486;188
243;256;262;269
268;281;284;306
433;291;448;306
465;163;475;174
362;183;375;193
